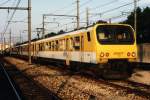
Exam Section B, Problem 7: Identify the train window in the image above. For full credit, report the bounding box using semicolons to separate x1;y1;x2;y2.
32;45;34;51
74;36;80;50
87;32;91;41
42;43;45;51
59;39;65;51
55;40;59;51
52;41;54;51
49;42;51;50
38;44;40;51
40;44;42;51
34;44;36;51
39;43;43;51
59;40;62;51
70;38;74;51
45;42;49;51
66;39;69;50
46;42;49;46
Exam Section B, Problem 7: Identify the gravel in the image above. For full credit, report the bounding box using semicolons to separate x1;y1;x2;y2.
4;57;149;100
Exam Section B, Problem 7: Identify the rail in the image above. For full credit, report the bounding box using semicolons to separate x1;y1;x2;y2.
0;62;22;100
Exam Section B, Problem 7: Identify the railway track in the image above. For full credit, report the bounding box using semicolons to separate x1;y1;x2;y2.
3;57;150;99
38;61;150;99
0;62;23;100
108;80;150;94
3;62;60;100
102;79;150;99
53;65;150;99
69;67;150;99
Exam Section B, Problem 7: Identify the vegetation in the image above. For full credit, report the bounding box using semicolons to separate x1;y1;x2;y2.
122;7;150;44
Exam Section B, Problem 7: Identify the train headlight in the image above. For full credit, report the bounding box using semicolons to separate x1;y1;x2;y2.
132;52;136;57
100;52;104;57
106;53;109;57
127;52;130;57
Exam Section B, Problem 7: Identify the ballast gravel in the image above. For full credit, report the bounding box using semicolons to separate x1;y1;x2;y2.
4;57;149;100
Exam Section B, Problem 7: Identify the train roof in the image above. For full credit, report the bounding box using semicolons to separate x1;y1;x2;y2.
16;25;94;46
15;23;132;47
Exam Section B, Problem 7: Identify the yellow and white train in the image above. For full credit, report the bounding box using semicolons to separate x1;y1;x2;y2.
11;23;137;78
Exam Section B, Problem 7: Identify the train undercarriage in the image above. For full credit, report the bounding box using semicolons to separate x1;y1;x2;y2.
8;53;133;79
68;59;133;79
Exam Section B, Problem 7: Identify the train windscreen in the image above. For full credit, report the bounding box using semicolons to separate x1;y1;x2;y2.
96;25;135;44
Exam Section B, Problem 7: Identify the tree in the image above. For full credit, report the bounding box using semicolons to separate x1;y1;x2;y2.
45;32;56;38
122;7;150;43
58;30;65;34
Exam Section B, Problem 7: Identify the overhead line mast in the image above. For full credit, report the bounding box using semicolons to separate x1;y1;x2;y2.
86;7;89;27
0;0;32;64
28;0;32;64
77;0;80;29
134;0;137;33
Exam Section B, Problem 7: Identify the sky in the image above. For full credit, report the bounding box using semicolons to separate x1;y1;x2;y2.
0;0;150;44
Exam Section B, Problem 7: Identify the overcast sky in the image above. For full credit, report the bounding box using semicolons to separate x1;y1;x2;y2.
0;0;150;43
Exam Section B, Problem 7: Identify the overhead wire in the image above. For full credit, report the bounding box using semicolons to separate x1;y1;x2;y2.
34;1;76;28
45;0;94;25
50;0;118;31
79;0;118;18
2;0;21;37
11;0;17;6
51;1;76;14
43;0;92;32
90;0;118;10
40;0;143;33
79;0;141;25
0;0;12;6
100;0;141;15
35;0;93;31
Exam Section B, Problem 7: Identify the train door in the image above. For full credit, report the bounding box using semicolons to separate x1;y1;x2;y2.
80;35;84;62
66;38;70;66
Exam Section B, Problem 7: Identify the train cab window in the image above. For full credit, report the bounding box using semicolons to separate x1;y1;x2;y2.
73;36;80;50
96;25;134;44
87;32;91;41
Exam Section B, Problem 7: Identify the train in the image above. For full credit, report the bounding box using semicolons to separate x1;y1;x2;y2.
9;23;137;79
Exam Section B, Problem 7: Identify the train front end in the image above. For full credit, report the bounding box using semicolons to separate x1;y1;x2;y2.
94;24;137;78
95;24;137;64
